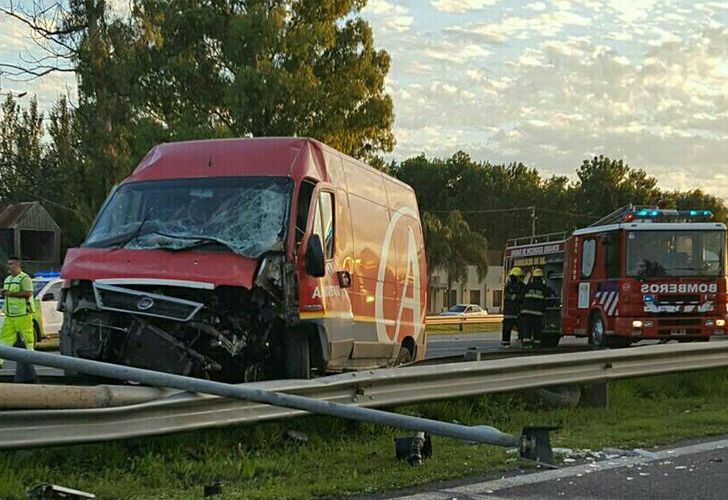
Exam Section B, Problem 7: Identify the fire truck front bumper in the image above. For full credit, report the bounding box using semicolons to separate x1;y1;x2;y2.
614;317;724;339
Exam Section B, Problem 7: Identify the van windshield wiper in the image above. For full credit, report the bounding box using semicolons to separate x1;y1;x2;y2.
85;214;153;249
146;231;238;254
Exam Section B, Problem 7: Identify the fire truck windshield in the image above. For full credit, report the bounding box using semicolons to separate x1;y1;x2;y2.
84;176;292;258
626;230;724;278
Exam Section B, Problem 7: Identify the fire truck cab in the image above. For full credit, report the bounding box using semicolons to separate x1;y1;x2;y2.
505;206;727;348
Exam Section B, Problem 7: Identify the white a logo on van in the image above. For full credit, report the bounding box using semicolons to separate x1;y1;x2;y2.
375;207;424;343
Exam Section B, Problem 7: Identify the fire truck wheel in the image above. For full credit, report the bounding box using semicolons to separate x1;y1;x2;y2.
588;314;606;349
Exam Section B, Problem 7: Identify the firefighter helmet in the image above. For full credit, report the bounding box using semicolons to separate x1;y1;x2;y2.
509;267;523;277
532;268;544;278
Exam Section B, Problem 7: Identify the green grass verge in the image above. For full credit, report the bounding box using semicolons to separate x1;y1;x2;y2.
3;369;728;499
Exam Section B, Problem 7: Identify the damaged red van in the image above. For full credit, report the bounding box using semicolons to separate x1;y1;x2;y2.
60;138;427;381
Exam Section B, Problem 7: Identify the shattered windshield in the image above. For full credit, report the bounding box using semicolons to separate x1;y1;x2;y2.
626;230;724;278
85;177;292;258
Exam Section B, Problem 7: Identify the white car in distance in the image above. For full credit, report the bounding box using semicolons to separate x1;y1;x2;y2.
438;304;489;317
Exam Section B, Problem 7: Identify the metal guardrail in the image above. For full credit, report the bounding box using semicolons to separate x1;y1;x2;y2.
426;315;503;330
2;342;728;449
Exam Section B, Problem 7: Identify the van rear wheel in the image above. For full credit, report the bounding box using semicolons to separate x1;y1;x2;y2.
395;345;413;366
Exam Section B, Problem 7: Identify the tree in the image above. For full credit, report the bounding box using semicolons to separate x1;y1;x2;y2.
572;155;661;217
130;0;394;157
423;211;488;307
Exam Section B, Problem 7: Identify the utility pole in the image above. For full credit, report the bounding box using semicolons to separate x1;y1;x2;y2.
531;206;537;237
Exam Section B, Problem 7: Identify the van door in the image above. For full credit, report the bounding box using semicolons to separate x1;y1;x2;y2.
297;183;355;364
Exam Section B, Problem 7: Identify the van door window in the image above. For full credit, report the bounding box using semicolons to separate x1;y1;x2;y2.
319;192;335;260
295;181;316;249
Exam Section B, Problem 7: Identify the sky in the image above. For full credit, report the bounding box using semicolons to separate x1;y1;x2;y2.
2;1;728;195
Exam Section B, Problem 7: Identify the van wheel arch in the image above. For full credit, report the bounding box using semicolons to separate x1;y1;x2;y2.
395;337;416;365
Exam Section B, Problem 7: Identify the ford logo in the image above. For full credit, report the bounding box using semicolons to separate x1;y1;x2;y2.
137;297;154;311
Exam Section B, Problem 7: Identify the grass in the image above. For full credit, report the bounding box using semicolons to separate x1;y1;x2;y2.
3;369;728;499
426;323;500;335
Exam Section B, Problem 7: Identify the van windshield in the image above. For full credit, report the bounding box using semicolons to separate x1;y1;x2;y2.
85;177;292;258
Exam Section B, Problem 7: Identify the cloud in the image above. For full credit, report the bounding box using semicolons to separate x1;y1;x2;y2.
446;9;592;43
363;0;413;32
430;0;498;14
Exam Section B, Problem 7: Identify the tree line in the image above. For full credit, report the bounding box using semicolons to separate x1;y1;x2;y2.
392;152;728;284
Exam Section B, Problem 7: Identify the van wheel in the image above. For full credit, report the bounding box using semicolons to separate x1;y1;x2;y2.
588;314;606;349
395;345;413;366
284;332;311;379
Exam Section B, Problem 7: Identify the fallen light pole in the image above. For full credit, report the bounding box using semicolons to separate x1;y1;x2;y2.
0;346;556;465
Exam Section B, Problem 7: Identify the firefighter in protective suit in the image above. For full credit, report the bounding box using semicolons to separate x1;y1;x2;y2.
0;256;37;383
501;267;525;348
519;268;554;348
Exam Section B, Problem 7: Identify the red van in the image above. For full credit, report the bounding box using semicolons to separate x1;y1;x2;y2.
59;138;427;381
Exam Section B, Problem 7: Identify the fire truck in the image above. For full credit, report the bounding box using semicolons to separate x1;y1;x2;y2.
503;206;727;348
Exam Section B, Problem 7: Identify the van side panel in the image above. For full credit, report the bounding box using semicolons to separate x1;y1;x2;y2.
383;178;428;360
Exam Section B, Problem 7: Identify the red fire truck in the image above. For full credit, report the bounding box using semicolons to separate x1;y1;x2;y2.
503;206;727;348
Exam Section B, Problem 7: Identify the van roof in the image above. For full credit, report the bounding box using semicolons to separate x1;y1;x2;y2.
128;137;413;192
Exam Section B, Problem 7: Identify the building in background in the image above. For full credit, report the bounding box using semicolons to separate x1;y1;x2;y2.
0;202;61;274
429;250;503;314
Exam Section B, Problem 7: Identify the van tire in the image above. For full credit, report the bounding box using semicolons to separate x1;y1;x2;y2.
284;332;311;379
395;345;413;366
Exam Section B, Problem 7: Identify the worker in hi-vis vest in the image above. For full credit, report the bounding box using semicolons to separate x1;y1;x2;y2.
0;256;38;383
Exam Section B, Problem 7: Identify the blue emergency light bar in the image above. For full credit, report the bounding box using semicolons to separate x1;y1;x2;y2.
625;209;713;222
33;271;61;279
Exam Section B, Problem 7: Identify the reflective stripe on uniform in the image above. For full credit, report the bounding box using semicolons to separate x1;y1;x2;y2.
521;309;544;316
3;272;34;317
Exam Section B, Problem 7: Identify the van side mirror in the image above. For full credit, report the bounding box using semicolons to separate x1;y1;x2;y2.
304;235;326;277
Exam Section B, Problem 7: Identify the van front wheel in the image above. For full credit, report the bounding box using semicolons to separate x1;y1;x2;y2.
283;332;311;379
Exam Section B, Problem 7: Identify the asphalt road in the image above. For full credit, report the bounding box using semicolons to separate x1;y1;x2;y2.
391;436;728;500
424;333;588;359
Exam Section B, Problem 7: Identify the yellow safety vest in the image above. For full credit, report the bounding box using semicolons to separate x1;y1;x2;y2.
3;272;34;317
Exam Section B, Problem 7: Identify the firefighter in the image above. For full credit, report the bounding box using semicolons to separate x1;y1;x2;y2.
501;266;524;348
519;268;553;348
0;256;37;383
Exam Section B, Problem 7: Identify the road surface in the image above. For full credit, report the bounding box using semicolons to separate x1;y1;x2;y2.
390;436;728;499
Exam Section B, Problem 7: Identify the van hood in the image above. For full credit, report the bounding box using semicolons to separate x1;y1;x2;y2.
62;248;260;289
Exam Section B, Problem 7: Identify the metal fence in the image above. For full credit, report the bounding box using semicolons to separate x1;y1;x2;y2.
2;342;727;448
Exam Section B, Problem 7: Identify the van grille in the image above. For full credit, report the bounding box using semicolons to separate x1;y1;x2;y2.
93;283;202;322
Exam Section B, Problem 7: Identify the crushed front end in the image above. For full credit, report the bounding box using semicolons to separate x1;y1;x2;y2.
59;254;298;382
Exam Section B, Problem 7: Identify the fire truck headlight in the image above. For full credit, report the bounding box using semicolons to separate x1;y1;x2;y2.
716;319;725;327
632;320;644;328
